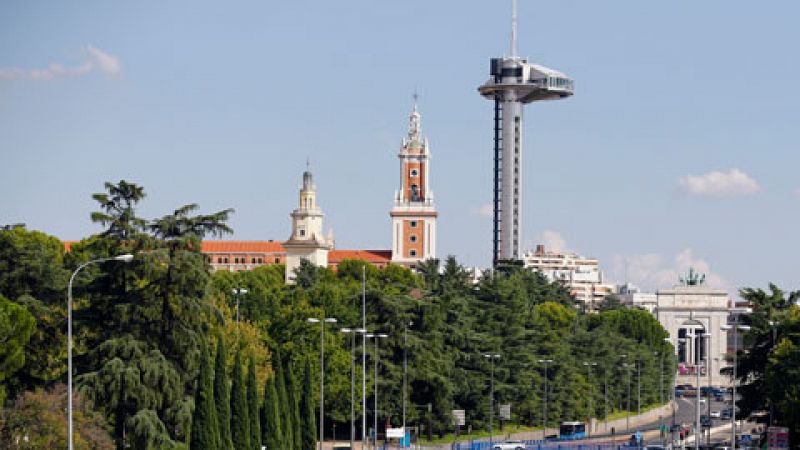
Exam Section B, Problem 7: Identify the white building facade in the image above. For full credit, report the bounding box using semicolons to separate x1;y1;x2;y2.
656;285;733;387
283;169;333;283
522;244;613;310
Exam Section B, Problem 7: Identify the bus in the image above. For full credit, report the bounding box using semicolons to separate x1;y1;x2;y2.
559;421;586;440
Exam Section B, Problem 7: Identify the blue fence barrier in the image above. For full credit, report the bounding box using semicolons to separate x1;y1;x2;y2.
451;442;641;450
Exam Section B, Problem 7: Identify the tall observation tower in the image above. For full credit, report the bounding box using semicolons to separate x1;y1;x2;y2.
478;0;574;266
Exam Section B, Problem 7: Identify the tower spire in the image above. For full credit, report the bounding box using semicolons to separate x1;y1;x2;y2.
408;93;422;144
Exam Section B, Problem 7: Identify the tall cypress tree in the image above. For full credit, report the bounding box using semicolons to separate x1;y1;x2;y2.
283;355;302;450
273;349;294;448
261;368;282;450
300;358;317;450
214;337;233;450
230;350;251;450
190;345;219;450
247;356;261;450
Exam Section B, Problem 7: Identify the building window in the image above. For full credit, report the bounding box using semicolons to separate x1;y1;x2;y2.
409;235;417;243
224;258;229;263
274;257;280;263
409;249;417;257
251;257;256;264
410;168;419;177
410;220;418;228
299;229;305;236
411;184;419;201
217;257;223;263
258;258;263;264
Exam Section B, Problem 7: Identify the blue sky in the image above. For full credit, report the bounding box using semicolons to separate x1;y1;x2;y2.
1;0;798;294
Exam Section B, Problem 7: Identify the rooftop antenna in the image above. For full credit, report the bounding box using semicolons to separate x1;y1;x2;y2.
510;0;518;58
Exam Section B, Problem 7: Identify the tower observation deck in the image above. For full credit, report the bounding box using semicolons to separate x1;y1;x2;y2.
478;0;574;266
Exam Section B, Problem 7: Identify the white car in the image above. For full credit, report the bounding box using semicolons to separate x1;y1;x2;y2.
710;410;721;418
493;441;526;450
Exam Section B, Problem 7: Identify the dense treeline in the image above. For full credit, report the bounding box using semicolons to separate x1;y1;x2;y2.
734;285;800;445
0;180;677;449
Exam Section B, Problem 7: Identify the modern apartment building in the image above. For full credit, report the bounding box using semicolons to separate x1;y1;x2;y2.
522;244;613;310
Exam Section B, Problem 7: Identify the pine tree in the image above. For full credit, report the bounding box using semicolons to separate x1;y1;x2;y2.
214;337;233;450
261;368;282;450
300;358;317;450
273;349;294;449
283;355;302;450
247;356;261;450
231;350;251;450
190;345;219;450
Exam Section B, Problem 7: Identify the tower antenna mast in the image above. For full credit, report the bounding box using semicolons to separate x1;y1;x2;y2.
511;0;518;58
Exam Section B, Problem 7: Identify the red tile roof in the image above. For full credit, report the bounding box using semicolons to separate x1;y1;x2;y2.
329;249;392;262
63;240;392;262
202;241;285;253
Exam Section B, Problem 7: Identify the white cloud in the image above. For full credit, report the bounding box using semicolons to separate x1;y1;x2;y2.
612;248;727;291
678;168;759;197
0;45;121;81
540;230;567;253
473;203;493;218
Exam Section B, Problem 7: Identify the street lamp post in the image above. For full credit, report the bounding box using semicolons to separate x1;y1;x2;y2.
623;362;633;434
231;287;248;322
67;254;133;450
768;320;776;428
634;362;643;426
361;267;367;448
403;320;413;447
619;354;630;434
702;333;712;446
670;338;681;446
583;361;597;436
341;327;366;450
538;359;552;439
722;323;750;450
484;354;501;445
308;317;338;450
604;368;609;433
686;331;702;450
367;333;389;448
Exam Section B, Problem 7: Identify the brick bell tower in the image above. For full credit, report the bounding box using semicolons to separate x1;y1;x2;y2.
390;98;437;267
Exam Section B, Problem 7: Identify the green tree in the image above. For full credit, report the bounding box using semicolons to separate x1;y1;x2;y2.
300;359;317;450
74;182;234;447
230;350;250;450
736;284;800;442
598;294;623;312
0;294;35;405
260;370;282;450
273;349;293;448
247;356;261;450
90;180;147;240
214;337;233;450
0;384;114;449
0;227;69;396
283;356;302;450
190;344;219;450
